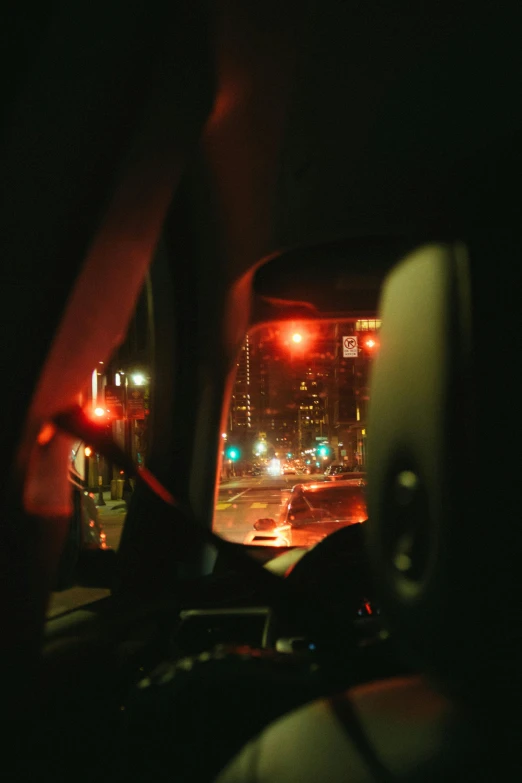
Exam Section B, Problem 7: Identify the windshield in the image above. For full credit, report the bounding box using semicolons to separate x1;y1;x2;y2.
213;319;379;546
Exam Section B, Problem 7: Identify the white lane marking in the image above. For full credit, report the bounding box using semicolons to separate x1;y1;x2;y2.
228;489;251;502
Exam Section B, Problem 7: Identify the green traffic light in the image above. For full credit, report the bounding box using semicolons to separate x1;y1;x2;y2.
226;447;240;461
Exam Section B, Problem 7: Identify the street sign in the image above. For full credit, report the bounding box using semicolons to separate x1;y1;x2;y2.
343;335;358;357
104;385;124;419
127;388;145;419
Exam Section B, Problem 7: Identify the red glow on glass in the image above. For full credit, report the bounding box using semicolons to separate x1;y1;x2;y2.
138;466;176;506
37;423;56;446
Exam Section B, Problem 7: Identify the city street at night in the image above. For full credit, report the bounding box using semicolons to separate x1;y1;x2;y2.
96;473;327;551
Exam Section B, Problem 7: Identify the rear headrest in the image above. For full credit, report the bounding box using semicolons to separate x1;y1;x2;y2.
367;243;522;703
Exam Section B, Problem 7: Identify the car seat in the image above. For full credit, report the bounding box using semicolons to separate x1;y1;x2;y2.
215;238;522;781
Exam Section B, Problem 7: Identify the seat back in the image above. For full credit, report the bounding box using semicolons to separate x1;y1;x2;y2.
367;241;522;714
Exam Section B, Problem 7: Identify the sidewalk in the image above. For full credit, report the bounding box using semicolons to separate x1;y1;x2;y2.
94;491;127;515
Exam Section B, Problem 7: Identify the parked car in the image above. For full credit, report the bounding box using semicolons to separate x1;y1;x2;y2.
69;443;108;550
80;490;107;549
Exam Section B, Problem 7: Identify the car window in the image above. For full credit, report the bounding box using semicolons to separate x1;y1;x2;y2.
47;280;152;617
213;319;379;546
297;486;367;523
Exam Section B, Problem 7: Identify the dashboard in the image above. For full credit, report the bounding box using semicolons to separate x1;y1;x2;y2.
171;529;403;685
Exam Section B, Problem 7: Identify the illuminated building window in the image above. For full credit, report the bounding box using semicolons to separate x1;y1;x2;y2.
355;319;382;332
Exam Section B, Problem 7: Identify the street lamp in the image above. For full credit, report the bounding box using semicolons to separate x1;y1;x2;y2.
132;373;146;386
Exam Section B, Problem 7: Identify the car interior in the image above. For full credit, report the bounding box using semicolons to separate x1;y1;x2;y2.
2;2;522;781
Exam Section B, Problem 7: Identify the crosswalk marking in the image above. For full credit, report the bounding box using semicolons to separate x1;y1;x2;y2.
250;502;267;509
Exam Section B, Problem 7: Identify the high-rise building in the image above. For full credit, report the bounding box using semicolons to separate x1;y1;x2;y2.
230;332;253;432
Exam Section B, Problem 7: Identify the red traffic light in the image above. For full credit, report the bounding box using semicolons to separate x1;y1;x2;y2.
283;324;312;349
363;335;379;351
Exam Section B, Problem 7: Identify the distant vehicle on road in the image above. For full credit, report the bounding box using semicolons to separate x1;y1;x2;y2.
324;463;361;477
326;471;366;484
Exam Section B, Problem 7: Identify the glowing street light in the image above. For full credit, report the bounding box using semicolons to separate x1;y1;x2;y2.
94;407;105;417
255;441;267;453
292;332;303;344
132;373;146;386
